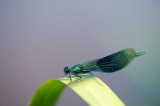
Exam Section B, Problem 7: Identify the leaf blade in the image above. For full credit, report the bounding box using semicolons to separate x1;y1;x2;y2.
59;74;125;106
29;80;66;106
29;74;125;106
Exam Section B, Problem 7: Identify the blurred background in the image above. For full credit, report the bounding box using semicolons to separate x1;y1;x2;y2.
0;0;160;106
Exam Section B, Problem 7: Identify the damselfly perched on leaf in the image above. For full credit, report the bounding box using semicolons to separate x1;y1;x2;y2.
64;48;145;82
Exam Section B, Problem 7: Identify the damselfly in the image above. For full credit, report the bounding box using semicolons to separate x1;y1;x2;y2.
64;48;145;82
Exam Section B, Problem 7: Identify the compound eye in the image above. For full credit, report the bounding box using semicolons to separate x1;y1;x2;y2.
64;66;69;74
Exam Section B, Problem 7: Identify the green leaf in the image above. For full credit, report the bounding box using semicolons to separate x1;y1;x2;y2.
29;80;66;106
29;74;125;106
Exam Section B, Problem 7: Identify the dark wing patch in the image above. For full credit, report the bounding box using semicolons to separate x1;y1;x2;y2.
97;48;136;73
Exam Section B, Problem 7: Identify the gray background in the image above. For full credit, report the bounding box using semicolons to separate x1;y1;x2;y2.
0;0;160;106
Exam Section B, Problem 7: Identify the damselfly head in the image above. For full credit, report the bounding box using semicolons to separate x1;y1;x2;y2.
64;66;70;75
